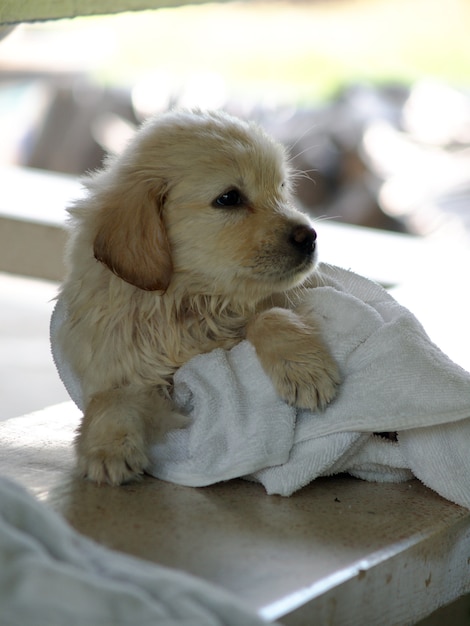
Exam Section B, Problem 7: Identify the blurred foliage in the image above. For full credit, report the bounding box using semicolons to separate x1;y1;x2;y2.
3;0;469;105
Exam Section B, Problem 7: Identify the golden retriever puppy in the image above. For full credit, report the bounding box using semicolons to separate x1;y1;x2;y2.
58;109;340;485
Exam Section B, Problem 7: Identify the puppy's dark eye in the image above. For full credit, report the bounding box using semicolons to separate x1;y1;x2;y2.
213;189;243;208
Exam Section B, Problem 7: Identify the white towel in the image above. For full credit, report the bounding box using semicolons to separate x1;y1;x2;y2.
51;264;470;509
0;476;274;626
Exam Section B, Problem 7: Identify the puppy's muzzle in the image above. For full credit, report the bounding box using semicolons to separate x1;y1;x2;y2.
289;224;317;258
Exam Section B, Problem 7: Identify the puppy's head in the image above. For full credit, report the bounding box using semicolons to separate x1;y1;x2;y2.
89;109;317;301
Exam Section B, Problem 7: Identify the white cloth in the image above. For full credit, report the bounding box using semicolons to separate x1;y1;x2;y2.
0;476;273;626
51;264;470;509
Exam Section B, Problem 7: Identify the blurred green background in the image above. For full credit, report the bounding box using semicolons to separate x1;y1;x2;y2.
2;0;469;105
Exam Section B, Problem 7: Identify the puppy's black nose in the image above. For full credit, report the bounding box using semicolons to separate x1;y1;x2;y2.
289;224;317;256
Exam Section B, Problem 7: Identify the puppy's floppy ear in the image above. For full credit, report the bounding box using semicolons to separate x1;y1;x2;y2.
93;183;172;292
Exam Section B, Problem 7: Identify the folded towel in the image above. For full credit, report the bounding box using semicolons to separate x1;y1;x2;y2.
0;476;273;626
51;264;470;509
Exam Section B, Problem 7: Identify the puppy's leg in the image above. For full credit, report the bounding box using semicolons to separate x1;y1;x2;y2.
76;386;186;485
246;308;340;411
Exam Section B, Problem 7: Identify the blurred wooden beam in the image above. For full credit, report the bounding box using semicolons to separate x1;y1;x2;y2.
0;0;230;26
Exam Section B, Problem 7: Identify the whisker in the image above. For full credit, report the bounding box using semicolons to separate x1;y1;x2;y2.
315;264;333;287
290;171;315;185
286;121;320;156
289;142;322;163
289;167;319;188
313;214;342;223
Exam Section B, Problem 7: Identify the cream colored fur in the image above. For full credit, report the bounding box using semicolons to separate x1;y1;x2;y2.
58;109;340;485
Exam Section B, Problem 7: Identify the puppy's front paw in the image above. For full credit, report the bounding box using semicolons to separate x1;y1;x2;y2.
274;346;340;411
75;410;150;486
76;386;186;486
76;427;148;486
247;307;340;412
